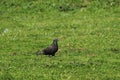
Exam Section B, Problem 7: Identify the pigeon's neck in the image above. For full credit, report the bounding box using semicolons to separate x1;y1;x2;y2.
52;41;58;46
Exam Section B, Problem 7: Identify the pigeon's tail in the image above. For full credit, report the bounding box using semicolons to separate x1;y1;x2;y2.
36;50;44;55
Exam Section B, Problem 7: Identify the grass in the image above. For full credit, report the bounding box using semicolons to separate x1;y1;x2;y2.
0;0;120;80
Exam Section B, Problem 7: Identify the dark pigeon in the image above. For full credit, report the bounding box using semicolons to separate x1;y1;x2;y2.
36;38;58;56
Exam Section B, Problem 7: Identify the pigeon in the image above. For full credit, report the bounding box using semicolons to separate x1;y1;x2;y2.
36;38;58;56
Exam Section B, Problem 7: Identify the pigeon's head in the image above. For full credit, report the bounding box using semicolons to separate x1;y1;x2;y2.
54;38;58;42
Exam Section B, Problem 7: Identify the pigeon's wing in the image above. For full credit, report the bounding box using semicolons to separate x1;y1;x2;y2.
43;45;53;54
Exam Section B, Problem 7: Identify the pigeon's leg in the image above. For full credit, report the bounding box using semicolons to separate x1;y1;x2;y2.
48;54;54;57
51;54;55;56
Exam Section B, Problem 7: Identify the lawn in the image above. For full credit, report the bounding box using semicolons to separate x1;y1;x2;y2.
0;0;120;80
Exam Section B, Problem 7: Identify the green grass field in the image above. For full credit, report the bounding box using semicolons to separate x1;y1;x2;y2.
0;0;120;80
